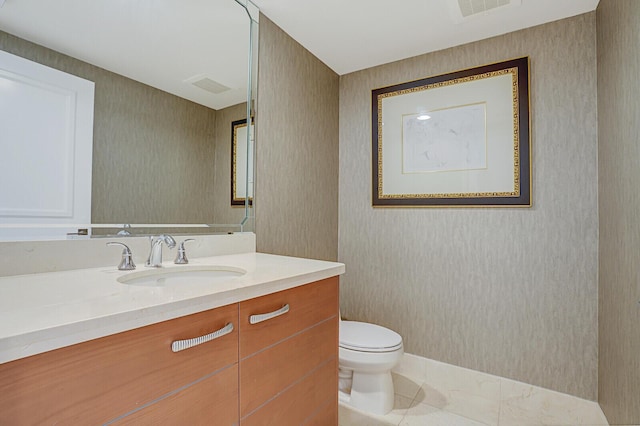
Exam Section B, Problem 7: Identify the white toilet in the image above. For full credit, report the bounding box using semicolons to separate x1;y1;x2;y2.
338;320;404;415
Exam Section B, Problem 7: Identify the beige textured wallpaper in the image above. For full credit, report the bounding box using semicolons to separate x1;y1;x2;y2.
91;76;216;224
339;14;598;400
597;0;640;423
255;16;339;261
0;31;240;228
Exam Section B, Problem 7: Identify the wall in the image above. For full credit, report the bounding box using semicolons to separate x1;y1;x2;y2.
212;102;253;227
339;13;598;400
597;0;640;422
0;31;243;226
255;16;339;261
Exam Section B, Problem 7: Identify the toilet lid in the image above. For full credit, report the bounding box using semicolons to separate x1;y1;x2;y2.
339;321;403;352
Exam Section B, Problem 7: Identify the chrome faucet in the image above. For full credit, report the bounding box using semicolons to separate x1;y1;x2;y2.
145;234;176;267
106;242;136;270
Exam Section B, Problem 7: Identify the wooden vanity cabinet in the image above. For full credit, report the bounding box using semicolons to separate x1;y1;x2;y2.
0;276;339;425
239;277;339;425
0;303;239;425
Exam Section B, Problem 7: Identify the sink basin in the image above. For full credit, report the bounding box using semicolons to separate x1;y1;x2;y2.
117;265;246;287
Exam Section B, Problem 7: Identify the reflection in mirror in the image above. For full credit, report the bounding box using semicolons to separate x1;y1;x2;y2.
0;0;259;241
232;118;255;206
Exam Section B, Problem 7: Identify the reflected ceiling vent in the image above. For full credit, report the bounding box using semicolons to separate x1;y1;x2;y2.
449;0;521;22
184;74;231;94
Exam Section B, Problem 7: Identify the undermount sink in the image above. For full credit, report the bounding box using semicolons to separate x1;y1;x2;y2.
117;265;246;287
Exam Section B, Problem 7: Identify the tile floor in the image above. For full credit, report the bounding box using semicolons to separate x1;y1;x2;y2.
338;354;610;426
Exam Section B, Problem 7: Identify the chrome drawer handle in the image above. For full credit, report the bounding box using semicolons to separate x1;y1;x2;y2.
171;322;234;353
249;304;290;324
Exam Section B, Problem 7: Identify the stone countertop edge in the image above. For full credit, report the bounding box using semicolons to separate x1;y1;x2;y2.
0;252;345;364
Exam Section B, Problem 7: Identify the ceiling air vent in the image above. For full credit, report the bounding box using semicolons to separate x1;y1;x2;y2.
449;0;521;22
184;74;231;94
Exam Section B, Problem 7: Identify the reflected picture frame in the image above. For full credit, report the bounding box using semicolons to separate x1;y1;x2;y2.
231;117;254;206
372;57;531;207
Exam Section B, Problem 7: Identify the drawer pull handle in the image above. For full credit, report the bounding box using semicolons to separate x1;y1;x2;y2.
249;304;290;324
171;322;234;353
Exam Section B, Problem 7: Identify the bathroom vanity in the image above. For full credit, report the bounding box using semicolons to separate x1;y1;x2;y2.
0;250;344;425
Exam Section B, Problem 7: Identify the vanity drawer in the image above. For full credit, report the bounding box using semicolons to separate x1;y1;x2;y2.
112;364;239;425
238;276;339;358
0;303;238;425
240;317;337;417
240;357;337;426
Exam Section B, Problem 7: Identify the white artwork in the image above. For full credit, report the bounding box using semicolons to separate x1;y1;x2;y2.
234;122;254;202
402;103;487;173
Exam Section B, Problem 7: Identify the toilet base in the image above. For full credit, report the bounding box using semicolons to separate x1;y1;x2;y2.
339;369;395;415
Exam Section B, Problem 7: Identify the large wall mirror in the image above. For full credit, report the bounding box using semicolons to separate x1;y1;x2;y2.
0;0;258;241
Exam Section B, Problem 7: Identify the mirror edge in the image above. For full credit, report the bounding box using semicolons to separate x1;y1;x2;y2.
237;0;259;232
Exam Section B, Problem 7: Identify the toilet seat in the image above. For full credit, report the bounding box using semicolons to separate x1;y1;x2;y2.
339;321;403;353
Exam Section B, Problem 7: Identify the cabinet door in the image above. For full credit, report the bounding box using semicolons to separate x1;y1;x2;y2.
240;355;337;426
0;303;238;424
239;278;339;423
240;318;337;417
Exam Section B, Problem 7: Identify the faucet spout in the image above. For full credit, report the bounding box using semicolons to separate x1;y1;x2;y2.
145;234;176;267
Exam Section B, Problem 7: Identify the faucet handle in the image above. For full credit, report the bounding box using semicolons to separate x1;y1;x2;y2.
174;238;195;264
116;224;132;236
107;242;136;271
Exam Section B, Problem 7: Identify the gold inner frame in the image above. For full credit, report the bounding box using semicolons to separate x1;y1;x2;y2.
376;67;521;200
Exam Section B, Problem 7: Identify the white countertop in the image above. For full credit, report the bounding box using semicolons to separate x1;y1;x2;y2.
0;252;345;364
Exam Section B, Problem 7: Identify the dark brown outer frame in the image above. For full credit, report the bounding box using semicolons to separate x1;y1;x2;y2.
231;117;254;206
371;57;531;207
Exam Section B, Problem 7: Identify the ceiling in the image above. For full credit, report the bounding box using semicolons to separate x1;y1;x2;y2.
0;0;600;109
252;0;600;75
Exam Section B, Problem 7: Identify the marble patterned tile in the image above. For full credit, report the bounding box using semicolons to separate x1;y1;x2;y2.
399;400;490;426
339;394;413;426
499;379;609;426
419;359;501;425
339;408;397;426
424;359;502;400
392;372;424;400
498;403;563;426
341;353;611;426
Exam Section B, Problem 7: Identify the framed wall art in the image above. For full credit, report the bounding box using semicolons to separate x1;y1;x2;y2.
372;57;531;207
